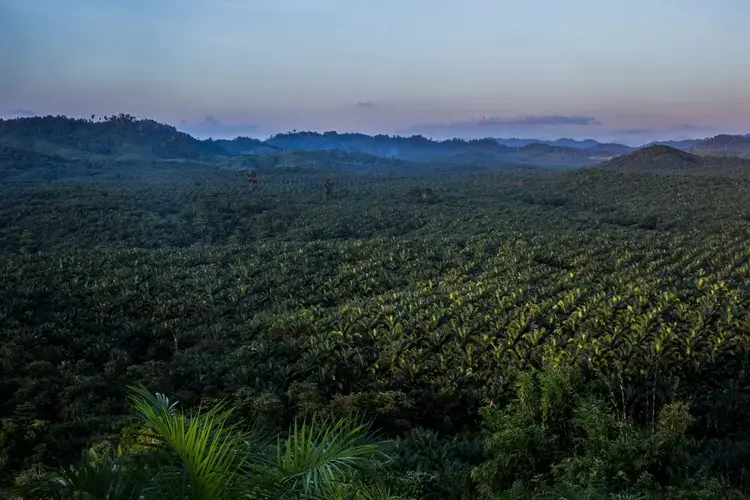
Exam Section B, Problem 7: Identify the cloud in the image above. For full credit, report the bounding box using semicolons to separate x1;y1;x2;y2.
5;108;36;117
468;115;601;127
176;115;261;139
612;124;708;137
399;114;602;139
593;123;720;146
614;128;655;135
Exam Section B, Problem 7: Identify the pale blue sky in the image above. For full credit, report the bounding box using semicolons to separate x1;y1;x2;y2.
1;0;749;142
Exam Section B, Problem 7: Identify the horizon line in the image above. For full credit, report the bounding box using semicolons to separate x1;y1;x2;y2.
0;112;746;148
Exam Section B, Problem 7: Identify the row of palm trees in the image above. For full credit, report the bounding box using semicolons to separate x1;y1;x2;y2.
8;386;402;500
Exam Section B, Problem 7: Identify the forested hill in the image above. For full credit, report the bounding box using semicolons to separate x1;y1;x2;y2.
264;131;513;161
0;114;224;160
496;137;633;153
0;116;618;167
4;115;748;169
203;136;280;156
691;134;750;157
0;145;72;180
262;131;624;165
598;144;750;177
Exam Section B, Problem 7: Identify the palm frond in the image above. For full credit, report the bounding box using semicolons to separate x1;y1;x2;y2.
324;481;410;500
126;384;249;500
17;389;392;500
274;414;387;499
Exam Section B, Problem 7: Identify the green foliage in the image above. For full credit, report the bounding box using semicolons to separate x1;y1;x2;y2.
601;144;750;176
13;446;143;500
272;416;386;498
471;366;576;494
471;365;742;499
386;428;484;499
10;387;389;500
126;386;250;499
3;137;750;498
405;187;438;204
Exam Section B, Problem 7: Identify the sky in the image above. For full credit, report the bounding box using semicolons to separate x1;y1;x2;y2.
1;0;749;144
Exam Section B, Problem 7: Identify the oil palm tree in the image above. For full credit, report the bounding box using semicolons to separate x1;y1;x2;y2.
13;386;394;500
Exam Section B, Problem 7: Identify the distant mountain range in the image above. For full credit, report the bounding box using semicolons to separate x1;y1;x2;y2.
644;139;703;150
494;137;628;150
250;131;750;164
1;115;749;172
259;131;629;166
690;134;750;157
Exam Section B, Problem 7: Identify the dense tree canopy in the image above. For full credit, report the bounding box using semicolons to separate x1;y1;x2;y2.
2;126;750;498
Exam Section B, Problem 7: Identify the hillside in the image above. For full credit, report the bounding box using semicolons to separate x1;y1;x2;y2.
3;115;748;177
263;131;512;161
241;149;416;173
262;130;622;167
598;144;750;177
239;149;537;177
648;138;702;150
0;141;526;183
0;117;611;168
0;114;225;160
496;137;632;152
510;142;623;165
0;142;224;183
0;145;76;180
601;145;702;170
206;136;280;156
586;143;634;157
